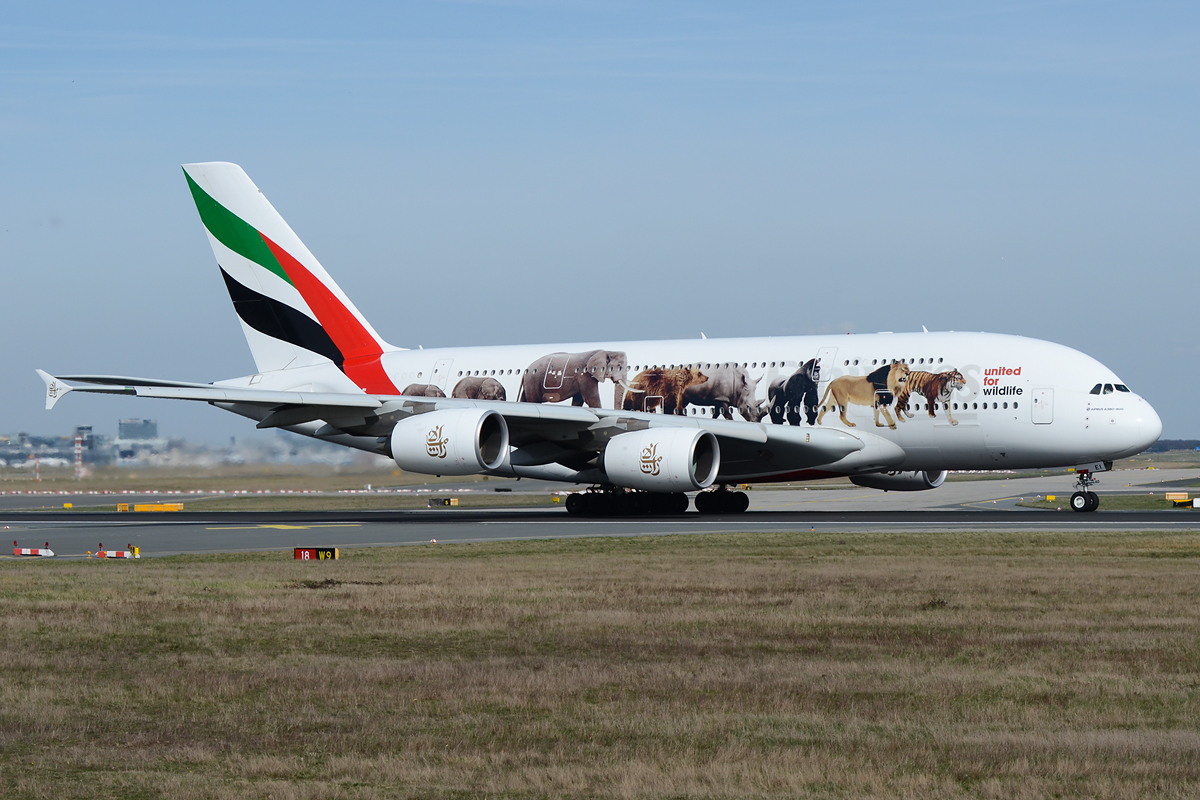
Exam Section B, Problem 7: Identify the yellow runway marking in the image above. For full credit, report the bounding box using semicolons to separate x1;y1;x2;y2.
206;523;363;530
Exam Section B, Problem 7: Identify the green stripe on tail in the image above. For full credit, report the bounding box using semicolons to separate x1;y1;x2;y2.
184;170;293;287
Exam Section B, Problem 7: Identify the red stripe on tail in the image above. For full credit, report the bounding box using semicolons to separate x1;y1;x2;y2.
259;234;399;394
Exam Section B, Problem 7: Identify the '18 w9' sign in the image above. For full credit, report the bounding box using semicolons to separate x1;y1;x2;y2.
294;547;339;560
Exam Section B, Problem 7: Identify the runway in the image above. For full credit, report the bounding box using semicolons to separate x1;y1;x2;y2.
2;468;1196;558
3;507;1199;559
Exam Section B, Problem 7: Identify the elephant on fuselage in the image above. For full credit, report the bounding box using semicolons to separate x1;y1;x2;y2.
519;349;635;409
402;383;446;398
452;376;507;401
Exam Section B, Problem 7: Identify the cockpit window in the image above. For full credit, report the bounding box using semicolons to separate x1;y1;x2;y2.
1090;384;1102;395
1103;384;1114;394
1115;384;1130;392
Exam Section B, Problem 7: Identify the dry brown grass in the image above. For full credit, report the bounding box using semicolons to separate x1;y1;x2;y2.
1;530;1199;798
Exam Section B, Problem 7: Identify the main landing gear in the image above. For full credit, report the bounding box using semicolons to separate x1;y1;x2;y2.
565;490;688;517
563;487;752;516
1069;469;1101;513
694;486;750;515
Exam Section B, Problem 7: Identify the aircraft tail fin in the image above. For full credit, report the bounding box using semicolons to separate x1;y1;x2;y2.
182;162;399;393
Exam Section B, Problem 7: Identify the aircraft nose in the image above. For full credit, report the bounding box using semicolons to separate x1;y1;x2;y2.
1140;400;1163;451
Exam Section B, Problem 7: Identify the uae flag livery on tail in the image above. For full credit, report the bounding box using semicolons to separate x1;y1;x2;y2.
183;163;399;394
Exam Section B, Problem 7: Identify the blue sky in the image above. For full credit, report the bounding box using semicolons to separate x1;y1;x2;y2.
2;2;1197;442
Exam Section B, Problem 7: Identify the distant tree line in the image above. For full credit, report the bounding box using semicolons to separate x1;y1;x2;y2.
1146;439;1200;453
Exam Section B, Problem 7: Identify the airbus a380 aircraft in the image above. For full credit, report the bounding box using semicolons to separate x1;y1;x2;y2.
39;163;1161;515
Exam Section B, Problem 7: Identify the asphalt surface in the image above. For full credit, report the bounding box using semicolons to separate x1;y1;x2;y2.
2;468;1196;559
2;507;1198;559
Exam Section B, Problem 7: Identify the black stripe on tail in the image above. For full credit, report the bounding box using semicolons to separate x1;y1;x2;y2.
220;267;344;370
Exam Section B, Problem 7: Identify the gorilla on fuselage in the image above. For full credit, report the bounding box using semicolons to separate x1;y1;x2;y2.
768;358;820;426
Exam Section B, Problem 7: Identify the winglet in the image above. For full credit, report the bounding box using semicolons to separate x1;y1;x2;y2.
37;370;72;410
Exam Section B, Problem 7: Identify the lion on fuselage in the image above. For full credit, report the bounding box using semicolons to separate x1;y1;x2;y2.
816;362;910;429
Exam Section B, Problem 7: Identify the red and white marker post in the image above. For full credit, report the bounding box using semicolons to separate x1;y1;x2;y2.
13;540;54;557
93;543;140;559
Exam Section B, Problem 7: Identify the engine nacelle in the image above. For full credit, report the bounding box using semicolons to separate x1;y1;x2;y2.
850;470;948;492
390;409;509;476
602;428;720;492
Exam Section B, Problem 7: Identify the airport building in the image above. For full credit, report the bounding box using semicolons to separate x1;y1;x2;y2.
114;418;167;459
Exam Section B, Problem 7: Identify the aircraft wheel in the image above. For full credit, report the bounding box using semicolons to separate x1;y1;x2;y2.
646;493;681;515
1086;491;1100;512
613;493;637;516
1070;492;1089;512
695;491;717;515
671;493;689;514
730;491;750;513
593;494;616;517
565;494;584;515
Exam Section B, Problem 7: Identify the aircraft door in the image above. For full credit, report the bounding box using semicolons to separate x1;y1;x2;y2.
814;347;838;382
1031;388;1053;424
430;359;454;392
543;354;568;390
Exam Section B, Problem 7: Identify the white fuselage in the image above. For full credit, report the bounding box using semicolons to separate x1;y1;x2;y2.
252;330;1161;480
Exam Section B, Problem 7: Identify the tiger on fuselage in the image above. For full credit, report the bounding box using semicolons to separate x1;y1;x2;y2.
895;369;967;426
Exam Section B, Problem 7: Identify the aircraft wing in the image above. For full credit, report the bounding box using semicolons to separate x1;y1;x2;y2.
37;370;601;429
38;371;383;411
37;370;864;477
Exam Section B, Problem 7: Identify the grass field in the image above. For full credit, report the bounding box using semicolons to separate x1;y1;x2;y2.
2;530;1200;798
1016;494;1191;511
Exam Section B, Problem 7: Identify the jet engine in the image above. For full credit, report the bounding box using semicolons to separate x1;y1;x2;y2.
602;428;720;492
850;470;948;492
390;409;509;476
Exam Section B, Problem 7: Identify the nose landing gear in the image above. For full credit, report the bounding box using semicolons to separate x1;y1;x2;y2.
1070;469;1101;513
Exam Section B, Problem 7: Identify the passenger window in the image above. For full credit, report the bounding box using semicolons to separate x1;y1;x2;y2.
1103;384;1113;394
1003;402;1008;409
1089;384;1102;395
1013;402;1018;409
973;403;978;410
1115;384;1130;392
